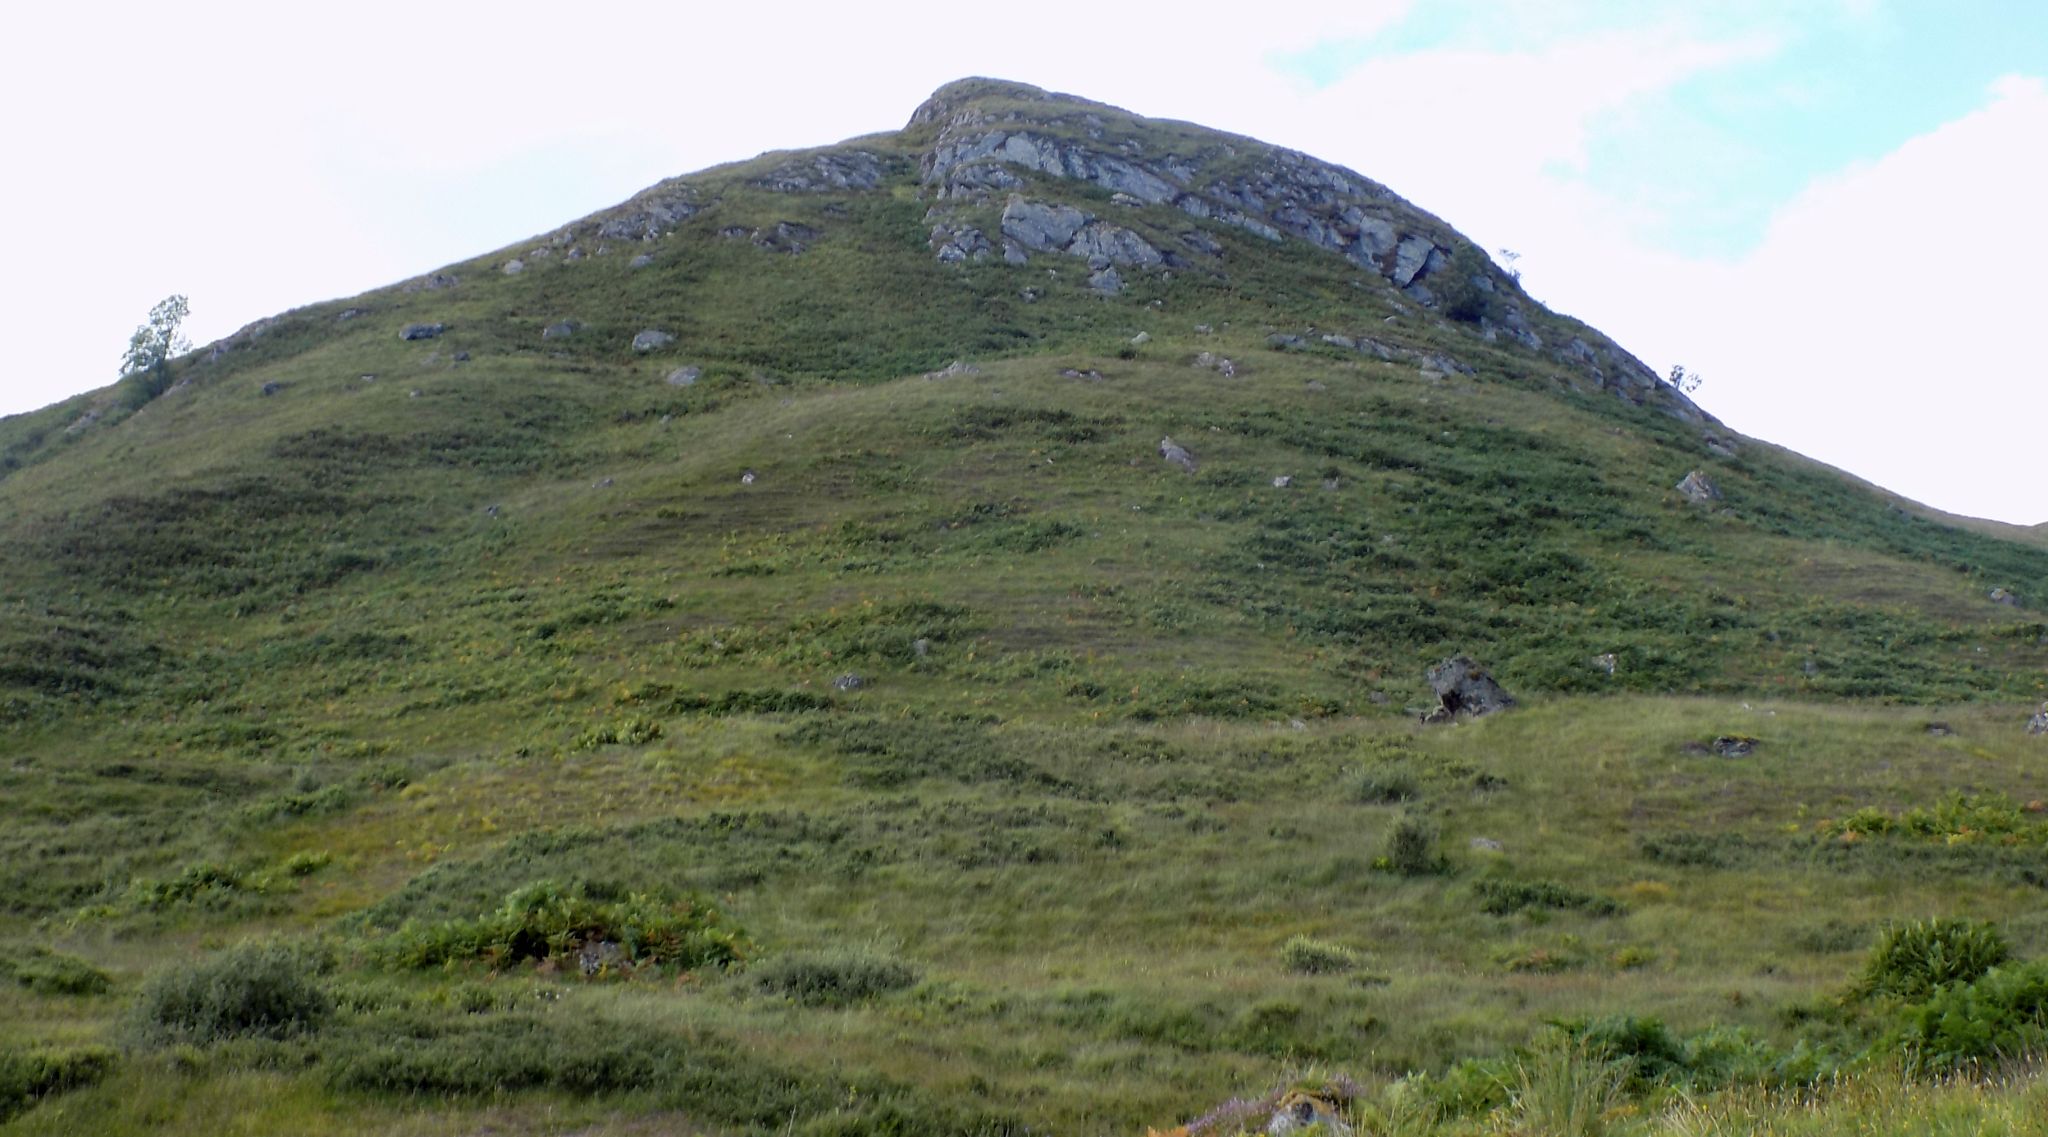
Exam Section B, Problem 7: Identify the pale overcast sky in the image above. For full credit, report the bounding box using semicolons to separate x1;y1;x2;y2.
5;1;2044;523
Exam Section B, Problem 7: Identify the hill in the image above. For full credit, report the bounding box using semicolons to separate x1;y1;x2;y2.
3;78;2047;1136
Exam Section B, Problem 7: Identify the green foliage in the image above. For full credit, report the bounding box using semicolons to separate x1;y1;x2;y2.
0;1045;116;1123
1380;814;1444;876
1892;958;2048;1074
131;940;331;1045
1508;1035;1626;1137
1859;918;2010;1003
1474;879;1625;917
751;949;920;1005
373;880;745;973
573;716;665;749
0;945;111;995
1280;935;1362;975
1820;793;2048;846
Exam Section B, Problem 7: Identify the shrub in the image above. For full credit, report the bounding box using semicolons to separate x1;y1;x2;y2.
1893;958;2048;1074
0;1046;117;1122
1859;918;2009;1003
1475;879;1625;917
574;717;664;749
1352;767;1420;804
1281;935;1362;975
751;950;919;1005
0;946;111;995
375;880;746;974
1380;814;1444;876
132;940;330;1045
1509;1035;1626;1137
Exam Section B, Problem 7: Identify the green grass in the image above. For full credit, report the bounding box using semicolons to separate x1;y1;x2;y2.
6;79;2048;1135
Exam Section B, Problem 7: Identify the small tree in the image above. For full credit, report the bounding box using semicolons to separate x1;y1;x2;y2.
1667;365;1702;395
120;294;190;399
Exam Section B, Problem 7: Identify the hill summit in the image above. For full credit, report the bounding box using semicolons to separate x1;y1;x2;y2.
3;77;2048;1137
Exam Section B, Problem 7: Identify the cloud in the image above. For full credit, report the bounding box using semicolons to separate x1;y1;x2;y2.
1650;75;2048;523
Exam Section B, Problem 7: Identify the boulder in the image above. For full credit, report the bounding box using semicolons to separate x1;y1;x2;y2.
833;673;868;692
502;258;525;275
1990;587;2019;606
1001;197;1088;252
629;253;655;268
1591;652;1618;676
542;321;578;340
1087;266;1125;293
1422;656;1514;722
1266;1092;1351;1137
1710;735;1758;758
259;381;283;396
666;366;701;387
632;329;674;352
1159;436;1197;473
1271;475;1293;488
399;323;445;341
2029;703;2048;736
1676;470;1721;503
923;360;980;380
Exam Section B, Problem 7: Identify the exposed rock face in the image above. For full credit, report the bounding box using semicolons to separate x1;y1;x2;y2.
750;221;816;254
1422;656;1515;722
399;272;459;293
1676;470;1721;503
1000;198;1087;251
752;150;886;193
400;323;445;341
665;366;701;387
1990;588;2019;606
2029;703;2048;736
594;184;699;242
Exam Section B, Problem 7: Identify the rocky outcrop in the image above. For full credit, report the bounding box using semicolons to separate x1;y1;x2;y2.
998;196;1162;275
593;183;700;243
1422;657;1515;723
399;323;444;341
751;150;887;193
1676;470;1721;503
1158;437;1196;473
631;330;674;352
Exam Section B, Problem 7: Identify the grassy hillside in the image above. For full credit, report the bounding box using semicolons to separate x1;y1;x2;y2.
3;79;2046;1135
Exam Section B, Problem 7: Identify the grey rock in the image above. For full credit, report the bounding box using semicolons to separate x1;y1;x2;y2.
1159;436;1197;473
1087;266;1124;293
1267;333;1306;350
1068;221;1163;267
502;258;525;275
1061;368;1104;381
751;221;817;253
1267;1095;1351;1137
1321;334;1357;350
739;469;757;485
1193;351;1237;377
1710;735;1757;758
2028;703;2048;736
1469;837;1505;853
399;323;445;341
666;366;701;387
752;150;885;193
337;307;365;321
1180;230;1224;257
629;253;655;268
632;329;675;352
542;321;578;340
1925;722;1954;737
399;272;459;293
593;477;614;488
1304;380;1326;392
1422;656;1515;722
1271;475;1293;488
1002;240;1030;265
832;673;868;692
923;360;980;380
452;351;470;362
565;247;584;261
483;504;500;517
64;408;101;434
259;381;283;396
1321;477;1340;491
912;638;932;658
1128;332;1151;345
1676;470;1721;503
596;190;698;241
1990;588;2019;606
1592;652;1618;676
1392;236;1436;286
1001;197;1088;252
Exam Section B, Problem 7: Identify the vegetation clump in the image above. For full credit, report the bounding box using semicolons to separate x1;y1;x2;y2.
751;949;919;1005
374;880;745;974
0;945;111;995
1857;917;2009;1003
131;940;331;1045
1280;935;1363;975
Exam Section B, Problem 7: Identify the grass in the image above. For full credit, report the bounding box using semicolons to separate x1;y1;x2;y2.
6;80;2048;1135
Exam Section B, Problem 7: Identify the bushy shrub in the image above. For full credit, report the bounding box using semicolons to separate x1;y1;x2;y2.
1380;814;1444;876
1893;958;2048;1074
131;940;330;1045
376;880;745;974
1352;767;1420;804
1281;935;1361;975
1475;879;1625;917
0;1046;116;1122
0;946;111;995
1860;918;2009;1002
751;950;919;1005
573;717;664;749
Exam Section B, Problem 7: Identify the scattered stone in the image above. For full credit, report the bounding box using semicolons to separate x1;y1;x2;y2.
1193;351;1237;377
1710;735;1758;758
632;329;675;352
2029;703;2048;736
502;258;525;275
1321;477;1341;491
1675;470;1721;503
739;469;757;486
399;272;459;293
1925;722;1954;737
64;409;101;434
1321;333;1357;350
483;504;500;517
1267;1092;1352;1137
1272;475;1293;488
666;366;701;387
1159;436;1197;473
359;374;376;383
923;359;980;380
912;638;932;658
1001;197;1089;251
399;322;445;341
1990;588;2019;606
1304;380;1326;392
1129;331;1151;345
452;351;470;362
1469;837;1505;853
542;320;578;340
1002;240;1029;265
751;150;885;193
565;247;584;261
1802;659;1821;677
259;381;283;396
1060;368;1104;381
1088;266;1124;293
1194;323;1213;334
1110;191;1143;208
1592;652;1617;676
1267;333;1306;350
577;940;624;977
593;477;613;488
409;389;422;398
1421;656;1515;723
629;253;655;268
337;307;365;321
832;673;868;692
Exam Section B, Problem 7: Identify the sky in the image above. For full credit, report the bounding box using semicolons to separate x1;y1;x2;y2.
5;1;2044;523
